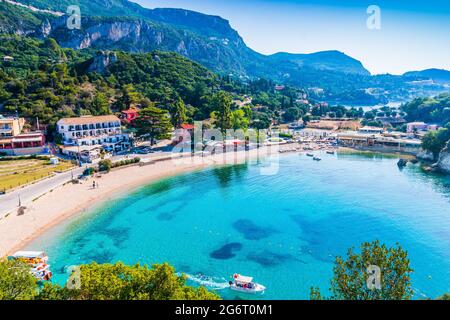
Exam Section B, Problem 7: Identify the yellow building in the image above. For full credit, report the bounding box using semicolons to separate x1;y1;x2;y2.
0;116;45;154
0;116;25;138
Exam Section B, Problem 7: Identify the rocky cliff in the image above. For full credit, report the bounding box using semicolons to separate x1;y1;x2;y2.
417;148;435;162
437;141;450;173
39;15;252;75
4;0;371;79
87;50;117;74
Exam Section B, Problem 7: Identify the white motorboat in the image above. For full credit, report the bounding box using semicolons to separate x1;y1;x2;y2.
229;274;266;294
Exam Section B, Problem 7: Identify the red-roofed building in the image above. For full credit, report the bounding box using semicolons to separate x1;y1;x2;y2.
180;123;195;131
121;109;139;123
172;124;195;146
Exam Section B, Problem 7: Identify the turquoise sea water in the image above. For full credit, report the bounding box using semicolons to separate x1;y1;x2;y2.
28;152;450;299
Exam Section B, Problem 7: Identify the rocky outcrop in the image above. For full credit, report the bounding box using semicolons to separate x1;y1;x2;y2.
397;159;408;168
43;16;250;75
40;18;52;37
417;148;435;161
87;51;118;74
437;141;450;173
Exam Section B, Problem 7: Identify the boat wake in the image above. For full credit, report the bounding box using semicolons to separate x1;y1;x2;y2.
183;273;230;290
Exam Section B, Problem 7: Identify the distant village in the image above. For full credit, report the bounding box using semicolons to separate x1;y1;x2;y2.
0;100;437;162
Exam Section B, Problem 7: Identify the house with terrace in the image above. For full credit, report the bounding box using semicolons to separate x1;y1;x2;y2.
0;115;46;155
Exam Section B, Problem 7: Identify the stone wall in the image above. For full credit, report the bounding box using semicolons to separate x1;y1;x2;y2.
1;147;46;156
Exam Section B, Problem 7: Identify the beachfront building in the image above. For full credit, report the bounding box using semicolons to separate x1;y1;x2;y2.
406;122;439;134
57;115;131;161
358;126;385;134
0;115;46;155
172;123;195;148
0;115;24;137
337;130;421;154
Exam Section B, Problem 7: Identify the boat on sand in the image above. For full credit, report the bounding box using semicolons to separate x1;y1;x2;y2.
9;251;53;281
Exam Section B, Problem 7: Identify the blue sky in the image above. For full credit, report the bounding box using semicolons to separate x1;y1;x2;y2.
132;0;450;75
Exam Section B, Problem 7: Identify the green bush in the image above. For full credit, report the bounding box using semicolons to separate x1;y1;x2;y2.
83;167;96;176
0;260;219;300
0;155;50;161
279;132;293;139
110;157;141;169
98;158;140;172
98;159;113;172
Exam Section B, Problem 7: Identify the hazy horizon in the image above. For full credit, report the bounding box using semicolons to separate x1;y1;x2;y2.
132;0;450;75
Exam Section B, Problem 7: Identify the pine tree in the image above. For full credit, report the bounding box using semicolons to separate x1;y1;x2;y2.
169;97;187;129
210;91;233;137
134;106;173;145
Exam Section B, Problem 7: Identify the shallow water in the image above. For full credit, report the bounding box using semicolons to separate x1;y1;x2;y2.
28;152;450;299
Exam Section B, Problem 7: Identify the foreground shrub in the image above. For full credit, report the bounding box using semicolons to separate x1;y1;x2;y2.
310;240;413;300
0;260;38;300
98;159;113;172
37;262;220;300
0;260;219;300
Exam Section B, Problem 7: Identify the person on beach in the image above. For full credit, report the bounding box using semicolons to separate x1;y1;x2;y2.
92;181;96;189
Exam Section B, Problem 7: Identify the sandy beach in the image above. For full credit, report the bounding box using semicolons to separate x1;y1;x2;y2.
0;146;283;257
0;139;406;257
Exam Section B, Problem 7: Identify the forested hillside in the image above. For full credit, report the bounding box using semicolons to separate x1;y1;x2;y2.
401;93;450;124
0;35;309;133
0;35;221;124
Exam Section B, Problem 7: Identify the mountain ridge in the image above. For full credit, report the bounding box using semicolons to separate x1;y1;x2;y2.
8;0;372;77
2;0;449;105
403;68;450;82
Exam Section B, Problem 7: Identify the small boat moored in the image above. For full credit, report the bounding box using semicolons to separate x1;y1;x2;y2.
326;150;335;155
9;251;53;281
229;274;266;294
306;153;314;157
313;157;322;161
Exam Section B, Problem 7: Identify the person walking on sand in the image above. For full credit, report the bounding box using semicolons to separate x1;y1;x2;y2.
92;181;96;189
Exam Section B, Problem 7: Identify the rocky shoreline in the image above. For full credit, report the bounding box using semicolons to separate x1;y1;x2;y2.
397;144;450;174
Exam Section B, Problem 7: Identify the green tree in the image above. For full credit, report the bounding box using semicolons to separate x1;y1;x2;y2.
210;91;233;136
437;293;450;300
118;84;141;110
134;106;173;145
0;259;38;300
231;109;249;131
311;241;413;300
169;97;187;129
37;282;73;300
302;115;311;125
38;262;220;300
422;127;450;158
98;159;113;172
91;92;110;115
283;107;300;122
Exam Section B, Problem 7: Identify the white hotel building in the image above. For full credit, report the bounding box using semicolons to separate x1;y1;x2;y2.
57;115;131;160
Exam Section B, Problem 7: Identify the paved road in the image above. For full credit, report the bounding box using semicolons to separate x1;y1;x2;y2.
0;165;86;218
0;152;170;217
